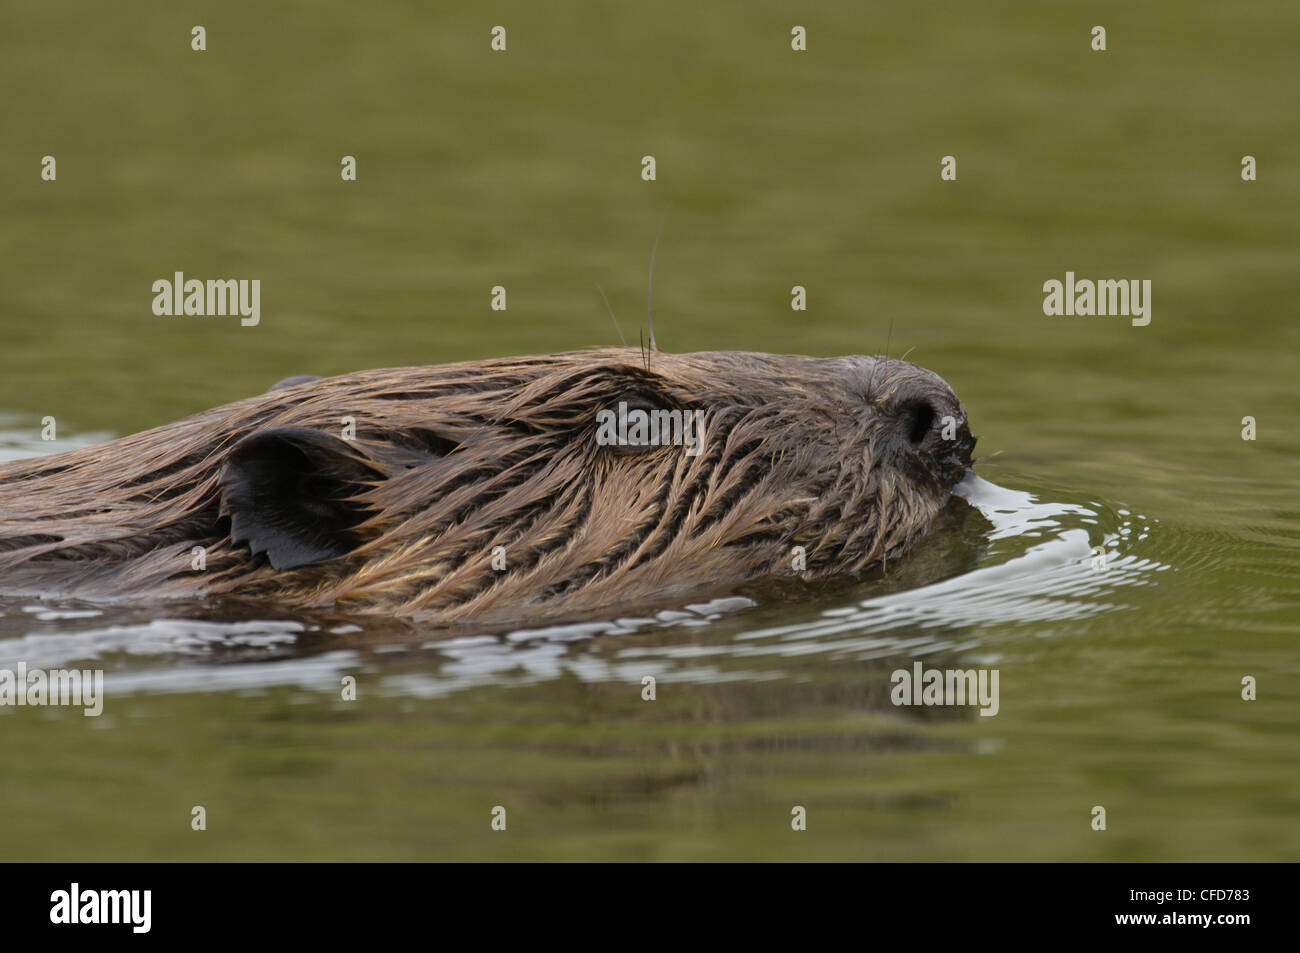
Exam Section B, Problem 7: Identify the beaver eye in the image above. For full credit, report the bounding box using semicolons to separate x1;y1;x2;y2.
595;393;667;454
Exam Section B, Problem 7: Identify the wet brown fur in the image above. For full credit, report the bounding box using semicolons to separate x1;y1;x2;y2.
0;349;975;622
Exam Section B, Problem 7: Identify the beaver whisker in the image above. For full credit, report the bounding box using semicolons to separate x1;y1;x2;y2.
646;215;666;354
596;284;627;347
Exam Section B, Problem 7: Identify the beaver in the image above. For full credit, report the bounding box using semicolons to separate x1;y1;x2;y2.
0;349;976;622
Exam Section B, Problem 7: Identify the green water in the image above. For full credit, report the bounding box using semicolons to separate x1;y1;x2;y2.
1;1;1297;861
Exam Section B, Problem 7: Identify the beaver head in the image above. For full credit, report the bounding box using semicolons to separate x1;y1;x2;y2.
0;349;975;621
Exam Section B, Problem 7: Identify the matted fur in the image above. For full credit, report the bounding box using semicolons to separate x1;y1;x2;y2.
0;349;975;621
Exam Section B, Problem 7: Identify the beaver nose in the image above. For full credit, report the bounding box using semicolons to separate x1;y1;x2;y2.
899;399;937;446
881;380;957;448
872;363;976;475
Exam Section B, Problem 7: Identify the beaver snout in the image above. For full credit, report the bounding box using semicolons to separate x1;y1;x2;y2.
868;360;977;488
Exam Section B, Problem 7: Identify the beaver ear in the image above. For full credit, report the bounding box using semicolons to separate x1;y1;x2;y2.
220;427;378;571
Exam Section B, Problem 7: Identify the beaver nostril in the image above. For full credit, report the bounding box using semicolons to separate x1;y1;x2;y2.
902;401;935;445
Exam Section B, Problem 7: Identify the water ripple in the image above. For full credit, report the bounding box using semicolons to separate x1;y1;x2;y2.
0;463;1169;699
